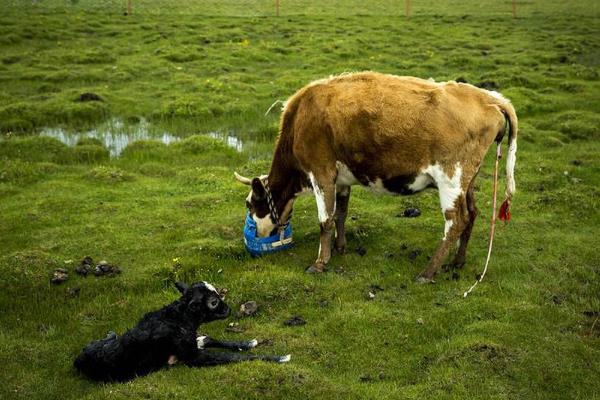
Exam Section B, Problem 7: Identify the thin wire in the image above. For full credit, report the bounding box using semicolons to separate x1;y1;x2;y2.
464;142;502;298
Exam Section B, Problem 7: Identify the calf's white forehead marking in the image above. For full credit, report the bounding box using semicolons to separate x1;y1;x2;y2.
308;172;333;223
202;281;218;294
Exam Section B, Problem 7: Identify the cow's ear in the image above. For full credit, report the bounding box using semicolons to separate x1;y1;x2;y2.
251;178;266;200
175;282;189;294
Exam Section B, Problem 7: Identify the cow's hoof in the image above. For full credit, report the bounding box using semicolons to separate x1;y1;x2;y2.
414;275;435;284
305;264;325;274
333;245;346;255
450;260;466;270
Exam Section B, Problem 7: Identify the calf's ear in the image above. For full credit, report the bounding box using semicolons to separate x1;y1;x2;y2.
252;177;267;200
175;282;189;294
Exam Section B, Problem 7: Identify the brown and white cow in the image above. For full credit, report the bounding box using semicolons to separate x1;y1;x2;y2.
235;72;517;282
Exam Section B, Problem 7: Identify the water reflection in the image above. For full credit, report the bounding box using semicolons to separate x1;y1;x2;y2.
207;131;244;152
39;118;245;157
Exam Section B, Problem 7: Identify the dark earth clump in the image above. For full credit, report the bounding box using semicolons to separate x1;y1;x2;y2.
239;301;258;317
51;268;68;284
77;92;103;102
94;260;121;276
408;248;422;260
398;207;422;218
476;80;499;90
356;246;367;256
75;256;94;276
225;322;244;333
67;286;81;297
284;315;306;326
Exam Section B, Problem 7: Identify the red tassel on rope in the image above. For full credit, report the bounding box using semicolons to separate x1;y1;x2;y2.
498;199;511;222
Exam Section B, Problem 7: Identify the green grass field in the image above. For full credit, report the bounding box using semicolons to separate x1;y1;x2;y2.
1;1;599;399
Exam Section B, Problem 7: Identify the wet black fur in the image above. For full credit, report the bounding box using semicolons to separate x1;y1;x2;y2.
74;282;230;382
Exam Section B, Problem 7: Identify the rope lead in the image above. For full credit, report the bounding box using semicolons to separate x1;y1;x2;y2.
464;142;502;298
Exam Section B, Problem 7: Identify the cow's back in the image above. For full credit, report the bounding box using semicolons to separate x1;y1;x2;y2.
287;72;505;178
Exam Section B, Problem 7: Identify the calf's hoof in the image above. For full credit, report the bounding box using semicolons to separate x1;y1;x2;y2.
305;263;325;274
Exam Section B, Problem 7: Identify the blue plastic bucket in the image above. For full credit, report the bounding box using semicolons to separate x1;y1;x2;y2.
243;212;293;257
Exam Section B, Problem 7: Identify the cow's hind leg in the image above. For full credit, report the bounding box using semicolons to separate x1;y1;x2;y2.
333;186;351;255
416;195;469;283
416;166;471;283
306;171;336;273
451;181;478;268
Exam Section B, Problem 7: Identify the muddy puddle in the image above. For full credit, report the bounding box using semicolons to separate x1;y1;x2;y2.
39;118;245;157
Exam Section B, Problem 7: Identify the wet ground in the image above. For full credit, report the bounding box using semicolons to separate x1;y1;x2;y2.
39;118;245;157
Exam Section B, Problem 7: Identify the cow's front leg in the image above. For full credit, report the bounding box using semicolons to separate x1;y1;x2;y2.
334;186;351;254
306;173;336;273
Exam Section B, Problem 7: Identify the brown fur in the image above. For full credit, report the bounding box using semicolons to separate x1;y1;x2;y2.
238;71;518;281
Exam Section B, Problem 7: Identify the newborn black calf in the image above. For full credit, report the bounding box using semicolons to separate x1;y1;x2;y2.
74;281;290;382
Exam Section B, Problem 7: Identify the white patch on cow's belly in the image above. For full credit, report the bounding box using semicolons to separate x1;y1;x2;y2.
421;163;463;240
308;172;333;223
407;173;433;192
335;161;359;186
367;178;393;195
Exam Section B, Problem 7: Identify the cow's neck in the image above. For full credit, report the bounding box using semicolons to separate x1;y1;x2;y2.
267;138;306;223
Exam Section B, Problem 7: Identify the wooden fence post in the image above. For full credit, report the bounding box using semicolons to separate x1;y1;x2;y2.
405;0;411;19
512;0;517;19
127;0;132;15
275;0;280;17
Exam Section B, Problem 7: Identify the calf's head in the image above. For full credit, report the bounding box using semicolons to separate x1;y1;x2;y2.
175;281;230;323
234;172;278;237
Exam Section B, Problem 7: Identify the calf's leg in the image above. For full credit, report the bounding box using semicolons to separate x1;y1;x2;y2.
197;336;258;351
186;350;290;367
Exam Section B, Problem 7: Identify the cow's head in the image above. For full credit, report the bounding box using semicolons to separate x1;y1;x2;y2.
235;172;278;237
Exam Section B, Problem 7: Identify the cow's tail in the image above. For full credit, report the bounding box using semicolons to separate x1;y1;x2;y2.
498;101;518;222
